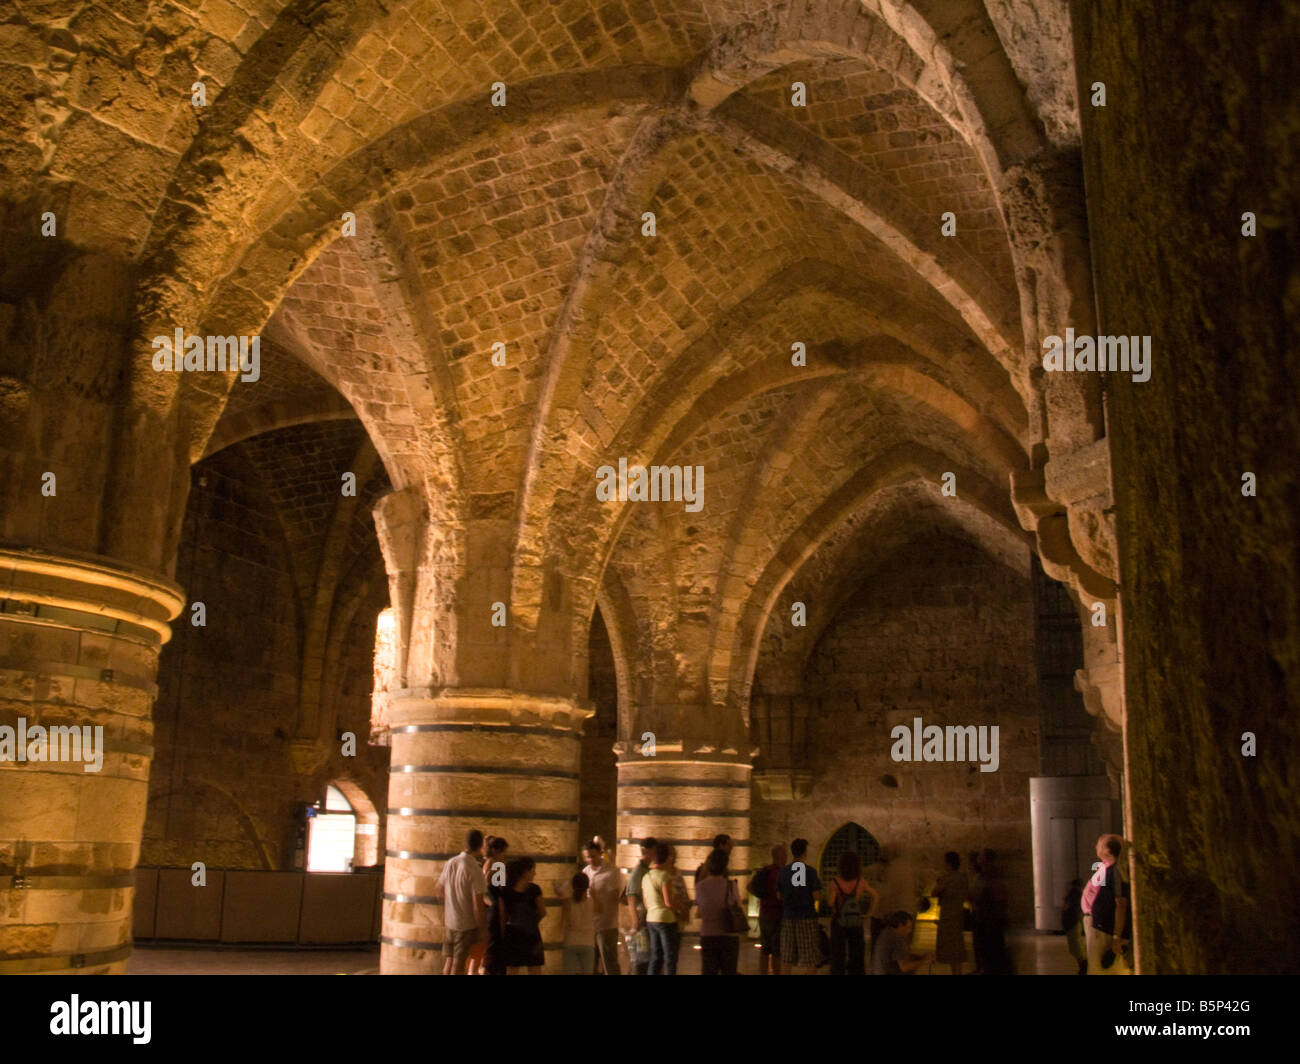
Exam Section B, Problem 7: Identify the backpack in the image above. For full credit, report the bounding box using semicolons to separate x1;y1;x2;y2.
747;866;771;900
835;879;864;928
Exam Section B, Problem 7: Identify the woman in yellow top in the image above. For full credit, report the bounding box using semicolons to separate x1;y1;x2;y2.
644;842;686;974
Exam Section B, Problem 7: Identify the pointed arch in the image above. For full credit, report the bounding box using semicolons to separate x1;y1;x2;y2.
819;822;883;887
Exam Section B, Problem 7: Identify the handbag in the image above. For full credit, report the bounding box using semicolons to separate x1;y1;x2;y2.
626;927;650;961
725;880;749;934
671;873;692;927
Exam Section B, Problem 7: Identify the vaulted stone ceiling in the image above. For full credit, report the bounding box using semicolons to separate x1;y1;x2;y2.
4;0;1294;980
4;0;1100;730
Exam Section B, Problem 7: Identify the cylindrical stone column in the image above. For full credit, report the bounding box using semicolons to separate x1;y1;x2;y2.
380;688;591;974
615;748;753;901
0;548;183;975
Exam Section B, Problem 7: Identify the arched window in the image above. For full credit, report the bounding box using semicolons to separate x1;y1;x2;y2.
818;822;881;884
306;784;357;872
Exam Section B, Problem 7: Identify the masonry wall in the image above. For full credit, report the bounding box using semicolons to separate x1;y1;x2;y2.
143;448;388;873
751;534;1040;925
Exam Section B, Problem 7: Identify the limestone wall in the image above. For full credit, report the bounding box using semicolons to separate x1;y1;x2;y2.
751;534;1040;925
143;446;388;872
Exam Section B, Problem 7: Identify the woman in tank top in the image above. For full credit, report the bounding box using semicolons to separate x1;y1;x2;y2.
829;851;877;976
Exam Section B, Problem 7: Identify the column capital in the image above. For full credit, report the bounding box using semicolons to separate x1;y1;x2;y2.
0;545;185;644
998;148;1090;269
752;768;815;802
388;687;593;731
614;743;757;766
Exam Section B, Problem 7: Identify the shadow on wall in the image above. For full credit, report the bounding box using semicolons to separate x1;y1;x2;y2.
144;779;276;871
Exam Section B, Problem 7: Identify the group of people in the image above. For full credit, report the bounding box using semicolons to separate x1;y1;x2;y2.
625;835;745;975
625;833;893;976
929;848;1015;976
433;829;757;975
434;826;1105;975
744;841;1014;976
433;830;624;975
744;839;886;975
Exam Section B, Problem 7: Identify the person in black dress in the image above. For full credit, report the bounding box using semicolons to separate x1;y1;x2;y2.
972;848;1014;975
481;836;509;975
500;856;546;974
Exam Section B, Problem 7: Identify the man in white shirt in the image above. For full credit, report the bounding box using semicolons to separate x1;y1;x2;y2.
582;839;626;975
435;829;487;975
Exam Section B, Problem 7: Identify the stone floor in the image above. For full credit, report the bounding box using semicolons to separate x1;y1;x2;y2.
128;930;1078;975
128;946;383;975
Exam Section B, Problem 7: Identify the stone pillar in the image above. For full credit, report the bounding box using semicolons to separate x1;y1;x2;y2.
615;743;753;895
1068;0;1300;972
0;548;183;974
380;688;590;974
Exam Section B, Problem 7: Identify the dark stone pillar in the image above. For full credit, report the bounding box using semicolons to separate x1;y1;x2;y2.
1072;0;1300;973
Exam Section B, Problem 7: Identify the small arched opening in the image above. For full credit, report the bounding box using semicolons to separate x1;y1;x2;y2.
818;822;881;886
306;781;380;871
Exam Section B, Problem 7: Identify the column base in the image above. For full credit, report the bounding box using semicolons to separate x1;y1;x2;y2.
380;688;591;974
0;547;182;975
615;749;753;889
